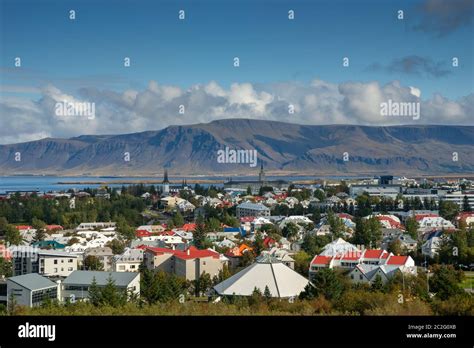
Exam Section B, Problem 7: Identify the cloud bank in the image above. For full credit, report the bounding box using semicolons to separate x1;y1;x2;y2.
0;79;473;144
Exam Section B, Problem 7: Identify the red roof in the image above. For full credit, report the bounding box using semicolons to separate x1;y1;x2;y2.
387;255;409;265
145;246;220;260
136;230;152;237
240;216;255;223
415;214;439;221
15;225;32;230
46;225;63;231
376;216;401;228
337;213;354;220
182;223;196;232
456;212;474;221
311;255;332;265
363;249;389;259
263;236;276;248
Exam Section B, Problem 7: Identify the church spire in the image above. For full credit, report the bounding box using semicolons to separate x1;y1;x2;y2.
163;169;169;184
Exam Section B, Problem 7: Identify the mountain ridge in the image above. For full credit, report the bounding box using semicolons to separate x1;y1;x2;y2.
1;119;473;176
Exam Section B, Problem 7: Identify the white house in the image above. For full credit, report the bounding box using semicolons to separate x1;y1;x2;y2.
113;248;144;272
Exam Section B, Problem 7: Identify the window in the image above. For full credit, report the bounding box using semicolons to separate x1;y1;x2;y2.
130;265;135;269
61;260;64;263
68;267;73;271
350;274;354;279
54;268;58;272
69;259;73;263
359;275;363;280
54;260;58;265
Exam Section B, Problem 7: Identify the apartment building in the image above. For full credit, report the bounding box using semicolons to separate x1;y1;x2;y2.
236;202;270;218
13;248;79;277
144;246;228;280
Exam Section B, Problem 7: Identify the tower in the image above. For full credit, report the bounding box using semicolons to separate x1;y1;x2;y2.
162;169;170;195
259;162;266;183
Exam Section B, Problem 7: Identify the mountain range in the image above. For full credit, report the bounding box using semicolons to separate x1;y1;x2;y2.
0;119;473;176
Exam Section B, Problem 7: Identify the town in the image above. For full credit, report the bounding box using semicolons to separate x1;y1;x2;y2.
0;168;473;316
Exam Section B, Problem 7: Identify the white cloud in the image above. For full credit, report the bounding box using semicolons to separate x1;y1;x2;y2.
0;79;472;144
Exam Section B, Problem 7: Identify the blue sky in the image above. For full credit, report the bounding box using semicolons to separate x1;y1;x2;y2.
1;0;472;96
0;0;473;143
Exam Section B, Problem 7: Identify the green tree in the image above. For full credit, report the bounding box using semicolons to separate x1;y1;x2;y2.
430;265;464;300
282;222;299;241
388;239;403;255
439;201;460;221
352;217;382;248
116;218;135;241
193;219;207;249
192;272;212;297
5;225;22;245
263;285;272;300
293;251;311;276
83;255;104;271
0;258;12;277
327;211;345;238
371;275;384;292
240;250;255;267
462;195;471;212
246;186;252;196
172;211;185;227
301;268;345;301
100;275;127;307
405;216;419;240
106;239;125;255
88;277;101;306
253;231;264;255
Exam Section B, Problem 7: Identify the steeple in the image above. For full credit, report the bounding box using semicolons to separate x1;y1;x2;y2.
163;169;169;184
259;162;266;183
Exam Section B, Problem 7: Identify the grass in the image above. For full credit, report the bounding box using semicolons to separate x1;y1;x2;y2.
460;271;474;289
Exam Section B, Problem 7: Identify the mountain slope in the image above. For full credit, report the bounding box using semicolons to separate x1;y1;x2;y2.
0;119;473;175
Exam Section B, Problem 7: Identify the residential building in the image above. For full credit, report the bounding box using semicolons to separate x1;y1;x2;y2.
7;273;58;307
84;247;114;271
144;246;228;280
113;248;143;272
60;271;140;302
13;248;79;277
309;248;416;281
76;222;116;231
236;202;270;218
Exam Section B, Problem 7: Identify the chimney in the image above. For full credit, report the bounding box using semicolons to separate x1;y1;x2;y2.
172;244;175;250
187;249;190;256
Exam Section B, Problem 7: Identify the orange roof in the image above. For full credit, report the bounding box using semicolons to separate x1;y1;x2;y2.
182;223;196;232
225;243;253;257
387;255;409;265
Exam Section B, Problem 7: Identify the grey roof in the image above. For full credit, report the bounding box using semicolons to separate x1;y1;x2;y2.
237;202;270;211
213;257;309;298
63;271;139;287
8;273;57;291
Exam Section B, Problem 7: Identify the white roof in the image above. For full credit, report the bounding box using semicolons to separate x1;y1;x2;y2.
213;255;309;298
320;238;360;256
